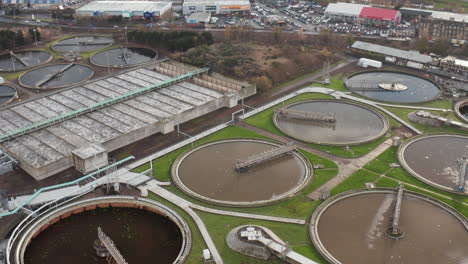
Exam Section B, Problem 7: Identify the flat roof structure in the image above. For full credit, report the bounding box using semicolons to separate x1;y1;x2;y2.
351;41;432;64
76;1;172;17
401;7;468;23
0;61;255;180
359;7;400;21
182;0;250;15
324;2;368;17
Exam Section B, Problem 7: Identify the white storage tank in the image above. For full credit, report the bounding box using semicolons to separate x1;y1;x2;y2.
358;58;382;68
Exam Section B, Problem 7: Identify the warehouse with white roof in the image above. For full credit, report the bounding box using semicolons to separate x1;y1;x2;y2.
182;0;250;15
324;2;369;22
76;1;172;19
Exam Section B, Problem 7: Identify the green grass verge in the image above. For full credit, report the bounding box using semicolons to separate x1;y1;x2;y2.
330;169;380;196
383;106;468;135
196;210;327;264
0;71;23;80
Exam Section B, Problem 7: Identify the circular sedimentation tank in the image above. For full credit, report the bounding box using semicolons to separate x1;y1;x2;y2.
310;189;468;264
454;98;468;123
19;63;94;89
273;100;389;145
52;36;114;53
0;50;52;72
14;196;190;264
346;71;441;103
0;84;18;106
90;47;157;68
172;139;312;206
399;134;468;195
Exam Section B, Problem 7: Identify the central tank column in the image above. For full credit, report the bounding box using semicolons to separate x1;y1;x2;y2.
456;155;467;192
386;184;405;239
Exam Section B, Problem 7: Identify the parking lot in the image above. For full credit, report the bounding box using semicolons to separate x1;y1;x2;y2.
203;0;416;39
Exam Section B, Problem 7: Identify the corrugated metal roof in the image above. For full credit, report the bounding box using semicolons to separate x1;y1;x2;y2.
324;2;369;16
359;7;399;21
351;41;432;64
77;1;171;13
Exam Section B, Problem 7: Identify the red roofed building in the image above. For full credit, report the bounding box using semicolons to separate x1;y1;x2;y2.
359;7;401;25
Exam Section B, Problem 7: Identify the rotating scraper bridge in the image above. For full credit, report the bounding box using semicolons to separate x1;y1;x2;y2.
0;61;255;179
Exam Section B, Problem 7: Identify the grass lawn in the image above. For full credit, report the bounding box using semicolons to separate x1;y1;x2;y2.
362;146;468;217
0;71;23;80
197;210;328;264
383;106;468;135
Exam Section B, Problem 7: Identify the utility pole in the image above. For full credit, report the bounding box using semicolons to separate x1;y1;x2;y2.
32;29;38;46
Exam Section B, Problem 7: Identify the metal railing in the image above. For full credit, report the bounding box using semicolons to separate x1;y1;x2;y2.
0;156;134;218
0;68;209;143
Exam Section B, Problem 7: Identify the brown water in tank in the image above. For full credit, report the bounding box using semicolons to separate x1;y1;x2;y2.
25;207;183;264
402;135;468;191
177;141;306;202
317;193;468;264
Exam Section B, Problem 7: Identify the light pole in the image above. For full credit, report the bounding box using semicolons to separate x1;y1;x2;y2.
124;26;128;44
106;52;110;74
32;29;38;46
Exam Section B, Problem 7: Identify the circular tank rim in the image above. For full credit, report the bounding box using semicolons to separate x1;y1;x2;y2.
0;50;53;72
13;196;192;264
51;35;114;53
0;84;18;106
344;70;442;104
171;138;313;207
272;99;390;146
90;46;158;68
454;97;468;123
398;133;468;195
18;63;94;90
308;188;468;264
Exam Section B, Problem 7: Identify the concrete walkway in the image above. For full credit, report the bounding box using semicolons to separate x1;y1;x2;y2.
138;181;307;264
308;139;392;200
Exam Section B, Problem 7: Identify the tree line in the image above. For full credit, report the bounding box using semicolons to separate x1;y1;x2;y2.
127;30;214;52
0;29;41;51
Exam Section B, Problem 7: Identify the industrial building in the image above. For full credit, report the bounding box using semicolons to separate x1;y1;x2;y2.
359;7;401;25
0;61;255;180
324;3;400;25
439;56;468;75
76;1;172;20
400;8;468;42
182;0;250;15
324;3;369;22
351;41;433;69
